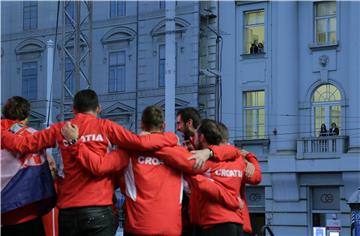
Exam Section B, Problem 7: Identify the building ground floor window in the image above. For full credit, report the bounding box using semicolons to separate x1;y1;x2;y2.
246;186;265;236
311;187;341;236
248;213;265;236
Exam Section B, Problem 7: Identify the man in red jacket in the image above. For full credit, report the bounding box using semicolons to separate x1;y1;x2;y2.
188;119;246;236
217;122;262;235
175;107;202;235
1;96;55;236
1;90;178;236
176;107;201;151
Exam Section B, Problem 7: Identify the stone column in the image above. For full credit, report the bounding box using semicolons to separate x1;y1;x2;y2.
347;2;360;152
272;1;299;153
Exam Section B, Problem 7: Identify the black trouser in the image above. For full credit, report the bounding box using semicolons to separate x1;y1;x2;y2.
191;224;202;236
59;206;115;236
201;223;243;236
1;217;45;236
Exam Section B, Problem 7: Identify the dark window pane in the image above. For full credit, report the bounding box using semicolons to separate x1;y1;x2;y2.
22;62;37;100
108;51;126;92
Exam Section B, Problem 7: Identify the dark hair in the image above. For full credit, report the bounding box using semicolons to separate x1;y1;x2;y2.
217;122;229;143
141;105;165;131
2;96;31;121
73;89;99;113
176;107;201;129
198;119;222;145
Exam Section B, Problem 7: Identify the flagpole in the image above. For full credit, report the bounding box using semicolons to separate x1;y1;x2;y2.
45;40;54;127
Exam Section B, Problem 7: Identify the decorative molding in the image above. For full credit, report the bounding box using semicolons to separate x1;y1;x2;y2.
319;55;329;67
150;17;190;37
154;98;189;109
308;42;339;52
101;102;135;118
15;38;46;55
234;138;270;148
101;26;136;45
57;37;87;50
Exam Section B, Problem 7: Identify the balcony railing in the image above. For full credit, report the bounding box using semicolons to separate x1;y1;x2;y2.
296;136;349;159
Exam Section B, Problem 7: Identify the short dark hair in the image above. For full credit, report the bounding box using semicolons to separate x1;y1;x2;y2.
2;96;31;121
141;105;165;131
198;119;222;145
73;89;99;113
176;107;201;129
217;122;229;143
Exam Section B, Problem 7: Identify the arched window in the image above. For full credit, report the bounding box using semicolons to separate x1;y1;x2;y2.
312;84;341;136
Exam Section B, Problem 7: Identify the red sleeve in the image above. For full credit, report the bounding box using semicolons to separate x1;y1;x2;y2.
71;142;129;176
209;144;240;161
244;153;262;185
1;124;59;154
153;146;204;175
105;120;178;151
188;175;240;210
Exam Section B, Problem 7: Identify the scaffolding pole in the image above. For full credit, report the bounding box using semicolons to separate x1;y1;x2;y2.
60;0;92;120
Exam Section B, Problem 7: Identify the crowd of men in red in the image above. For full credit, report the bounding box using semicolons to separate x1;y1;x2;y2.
1;89;261;236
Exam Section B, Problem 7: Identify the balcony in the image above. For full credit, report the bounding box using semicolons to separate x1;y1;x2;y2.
296;136;349;159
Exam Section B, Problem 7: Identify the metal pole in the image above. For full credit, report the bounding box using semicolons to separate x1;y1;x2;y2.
74;1;81;92
60;1;66;121
45;40;55;126
165;1;176;132
88;1;92;88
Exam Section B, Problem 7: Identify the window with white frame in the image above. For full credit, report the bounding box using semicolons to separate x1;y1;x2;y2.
65;57;75;97
23;1;38;30
244;9;265;54
110;1;126;18
315;1;336;45
158;44;177;88
22;62;37;100
243;90;265;139
312;84;341;136
109;51;126;92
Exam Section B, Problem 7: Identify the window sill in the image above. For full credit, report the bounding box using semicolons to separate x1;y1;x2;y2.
240;52;266;59
109;15;127;19
234;138;270;148
308;42;339;51
108;90;126;94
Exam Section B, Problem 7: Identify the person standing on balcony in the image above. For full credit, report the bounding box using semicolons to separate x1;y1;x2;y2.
319;123;328;137
329;122;339;136
319;123;328;152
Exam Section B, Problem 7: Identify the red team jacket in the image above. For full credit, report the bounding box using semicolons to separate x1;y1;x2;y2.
154;145;251;229
1;113;178;209
210;144;262;233
163;144;261;231
71;143;183;235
